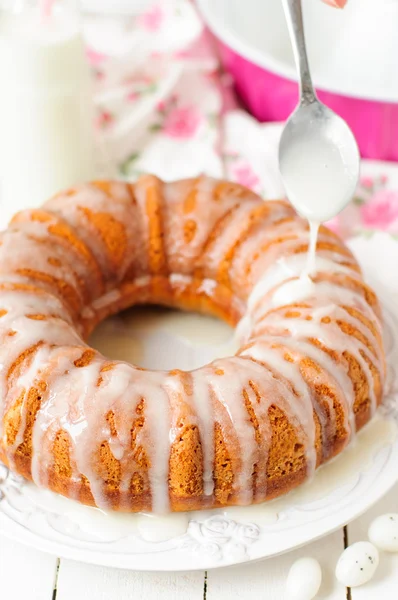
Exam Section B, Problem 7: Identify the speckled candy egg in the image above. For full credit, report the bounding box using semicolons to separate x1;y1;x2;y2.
335;541;379;587
369;513;398;552
285;557;322;600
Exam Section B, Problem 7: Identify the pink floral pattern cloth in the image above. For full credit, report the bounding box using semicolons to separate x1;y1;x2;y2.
85;0;398;241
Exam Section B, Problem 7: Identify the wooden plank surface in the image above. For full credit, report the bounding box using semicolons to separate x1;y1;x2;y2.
0;537;58;600
56;561;205;600
206;530;346;600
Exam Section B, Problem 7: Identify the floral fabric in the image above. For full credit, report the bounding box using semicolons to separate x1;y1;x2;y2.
86;0;398;241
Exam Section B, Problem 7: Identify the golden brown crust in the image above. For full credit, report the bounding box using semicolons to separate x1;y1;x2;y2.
0;175;385;512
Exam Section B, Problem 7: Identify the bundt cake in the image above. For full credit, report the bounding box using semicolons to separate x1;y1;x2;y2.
0;176;385;513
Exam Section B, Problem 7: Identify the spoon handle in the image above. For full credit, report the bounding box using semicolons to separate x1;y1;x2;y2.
282;0;316;105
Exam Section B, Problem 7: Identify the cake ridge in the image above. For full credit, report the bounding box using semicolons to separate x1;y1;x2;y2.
0;175;385;513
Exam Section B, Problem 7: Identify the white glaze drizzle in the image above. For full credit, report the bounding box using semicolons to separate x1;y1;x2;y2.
189;369;215;496
0;177;384;513
304;221;320;277
247;252;359;315
206;358;259;504
240;342;318;475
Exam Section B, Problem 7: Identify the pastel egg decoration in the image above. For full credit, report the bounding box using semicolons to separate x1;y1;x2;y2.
285;557;322;600
335;542;379;587
368;513;398;552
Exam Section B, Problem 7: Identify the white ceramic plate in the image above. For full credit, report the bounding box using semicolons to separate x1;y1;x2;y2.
1;160;398;570
0;233;398;570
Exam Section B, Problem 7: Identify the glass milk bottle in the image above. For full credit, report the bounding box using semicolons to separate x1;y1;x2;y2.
0;0;96;226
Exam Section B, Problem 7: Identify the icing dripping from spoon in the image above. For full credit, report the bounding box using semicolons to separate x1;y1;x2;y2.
279;0;359;298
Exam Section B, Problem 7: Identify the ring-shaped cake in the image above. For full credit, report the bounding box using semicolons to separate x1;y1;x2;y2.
0;176;385;512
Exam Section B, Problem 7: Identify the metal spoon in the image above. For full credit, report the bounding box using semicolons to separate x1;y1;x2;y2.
279;0;360;223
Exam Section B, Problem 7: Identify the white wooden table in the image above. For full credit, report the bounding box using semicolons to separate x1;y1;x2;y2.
0;482;396;600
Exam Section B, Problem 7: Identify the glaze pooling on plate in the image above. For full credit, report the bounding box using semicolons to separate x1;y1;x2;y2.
0;176;385;513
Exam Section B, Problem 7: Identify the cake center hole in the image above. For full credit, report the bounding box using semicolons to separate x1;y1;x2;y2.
89;306;237;371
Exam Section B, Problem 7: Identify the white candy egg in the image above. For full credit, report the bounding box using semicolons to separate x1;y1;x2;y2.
369;513;398;552
286;557;322;600
335;541;379;587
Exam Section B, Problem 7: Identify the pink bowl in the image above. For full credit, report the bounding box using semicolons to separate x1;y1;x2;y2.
197;0;398;162
218;42;398;162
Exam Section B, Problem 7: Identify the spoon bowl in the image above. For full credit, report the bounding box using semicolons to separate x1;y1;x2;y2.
279;100;360;222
